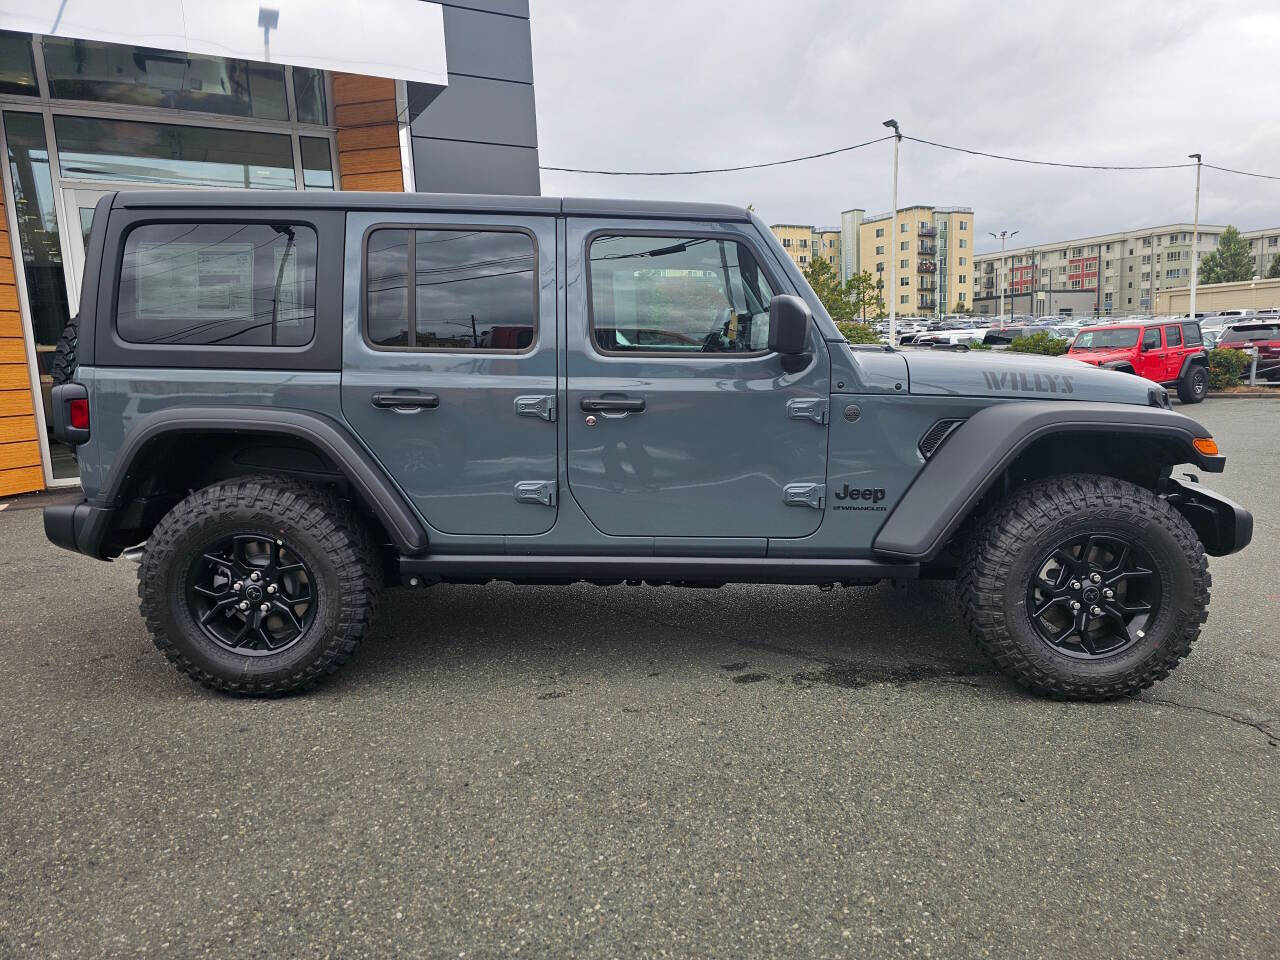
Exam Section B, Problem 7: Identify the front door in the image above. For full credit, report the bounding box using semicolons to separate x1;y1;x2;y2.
565;220;830;539
341;213;559;536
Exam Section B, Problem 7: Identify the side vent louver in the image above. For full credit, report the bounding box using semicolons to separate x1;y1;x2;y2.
918;418;966;459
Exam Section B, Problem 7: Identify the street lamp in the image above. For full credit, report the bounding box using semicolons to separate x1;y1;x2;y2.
989;229;1019;325
883;119;901;345
1188;153;1202;320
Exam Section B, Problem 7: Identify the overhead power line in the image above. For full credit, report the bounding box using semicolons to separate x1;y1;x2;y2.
902;135;1196;171
540;131;1280;180
1203;162;1280;182
539;135;894;175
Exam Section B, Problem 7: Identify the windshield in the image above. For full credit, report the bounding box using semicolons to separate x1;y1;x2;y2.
1072;328;1140;349
1220;324;1280;343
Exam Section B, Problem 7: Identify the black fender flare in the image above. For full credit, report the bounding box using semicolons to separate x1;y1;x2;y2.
1101;360;1135;373
872;401;1223;562
93;406;428;556
1177;351;1209;381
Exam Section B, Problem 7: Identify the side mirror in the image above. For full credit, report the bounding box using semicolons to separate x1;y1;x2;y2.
768;295;811;355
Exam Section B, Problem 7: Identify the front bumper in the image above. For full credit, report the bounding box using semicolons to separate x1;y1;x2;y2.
44;500;115;559
1161;477;1253;556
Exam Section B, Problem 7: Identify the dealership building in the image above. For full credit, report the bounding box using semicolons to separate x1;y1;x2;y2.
0;0;539;496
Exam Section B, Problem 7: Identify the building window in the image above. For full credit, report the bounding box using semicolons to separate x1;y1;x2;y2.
368;229;536;351
0;31;38;95
782;238;791;247
959;275;966;283
875;244;884;255
959;221;968;230
799;239;808;248
900;223;908;233
900;241;908;251
42;37;291;121
119;222;318;346
899;258;908;269
900;294;909;304
875;227;885;238
799;255;807;263
958;239;967;248
52;114;297;189
958;256;966;266
900;276;910;286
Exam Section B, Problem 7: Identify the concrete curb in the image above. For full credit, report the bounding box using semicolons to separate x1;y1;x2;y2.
1207;391;1279;398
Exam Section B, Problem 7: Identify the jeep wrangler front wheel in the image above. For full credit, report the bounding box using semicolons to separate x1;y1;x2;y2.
138;476;381;696
958;474;1209;700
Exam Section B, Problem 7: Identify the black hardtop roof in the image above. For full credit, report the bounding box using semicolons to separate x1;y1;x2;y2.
1086;317;1198;328
110;189;752;222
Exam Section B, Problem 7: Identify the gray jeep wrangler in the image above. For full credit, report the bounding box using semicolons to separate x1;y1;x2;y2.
44;190;1252;700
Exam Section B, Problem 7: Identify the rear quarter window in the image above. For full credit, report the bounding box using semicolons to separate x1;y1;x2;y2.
1181;323;1202;346
117;222;317;346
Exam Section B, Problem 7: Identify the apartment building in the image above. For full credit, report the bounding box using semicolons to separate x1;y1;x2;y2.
853;206;975;316
839;208;864;283
972;223;1280;317
769;224;841;271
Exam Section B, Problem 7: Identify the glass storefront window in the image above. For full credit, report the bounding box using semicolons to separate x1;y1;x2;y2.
0;31;38;96
293;68;330;125
42;38;289;121
53;115;296;189
300;137;334;189
2;111;76;479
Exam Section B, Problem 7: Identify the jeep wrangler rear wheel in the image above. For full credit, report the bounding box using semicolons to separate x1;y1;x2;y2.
1176;363;1208;404
958;474;1209;701
138;476;381;696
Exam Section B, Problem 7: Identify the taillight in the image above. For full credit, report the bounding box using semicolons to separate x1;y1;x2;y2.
68;397;89;431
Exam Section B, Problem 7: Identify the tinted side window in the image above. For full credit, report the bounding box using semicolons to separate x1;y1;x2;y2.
1182;322;1202;346
365;229;536;350
1142;327;1162;350
1165;325;1182;346
118;223;316;346
588;235;776;354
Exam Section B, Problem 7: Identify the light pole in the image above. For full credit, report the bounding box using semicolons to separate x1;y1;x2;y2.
989;229;1018;325
883;119;901;345
1188;153;1202;320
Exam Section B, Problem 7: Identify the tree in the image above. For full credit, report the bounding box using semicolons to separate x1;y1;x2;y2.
1198;226;1256;285
801;257;885;322
1267;252;1280;279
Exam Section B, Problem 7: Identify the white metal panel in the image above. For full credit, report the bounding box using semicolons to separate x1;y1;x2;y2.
0;0;448;87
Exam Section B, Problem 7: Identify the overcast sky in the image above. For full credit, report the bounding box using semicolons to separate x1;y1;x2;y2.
529;1;1280;254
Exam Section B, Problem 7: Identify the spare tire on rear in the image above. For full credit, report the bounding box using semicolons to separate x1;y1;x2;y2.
51;315;78;385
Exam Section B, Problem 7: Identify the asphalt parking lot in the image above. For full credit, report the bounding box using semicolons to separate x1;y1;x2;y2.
1;398;1276;959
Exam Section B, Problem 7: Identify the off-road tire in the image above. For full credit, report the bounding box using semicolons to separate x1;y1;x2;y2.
1176;363;1208;404
138;476;381;696
51;315;78;386
958;474;1209;701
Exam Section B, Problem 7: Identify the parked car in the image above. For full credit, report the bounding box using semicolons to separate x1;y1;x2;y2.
43;189;1251;701
1216;322;1280;380
1067;318;1209;403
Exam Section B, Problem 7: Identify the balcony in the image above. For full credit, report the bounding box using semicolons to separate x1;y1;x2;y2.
918;241;937;256
982;278;994;289
983;264;994;274
918;225;937;237
918;296;937;310
917;260;937;273
918;277;936;291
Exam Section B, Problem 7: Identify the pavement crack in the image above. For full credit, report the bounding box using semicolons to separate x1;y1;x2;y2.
1143;696;1277;744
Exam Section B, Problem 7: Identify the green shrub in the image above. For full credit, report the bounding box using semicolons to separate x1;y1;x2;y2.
1208;348;1250;390
1005;331;1069;356
836;320;880;344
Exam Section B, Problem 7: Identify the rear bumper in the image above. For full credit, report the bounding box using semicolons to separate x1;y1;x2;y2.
44;500;115;559
1161;477;1253;556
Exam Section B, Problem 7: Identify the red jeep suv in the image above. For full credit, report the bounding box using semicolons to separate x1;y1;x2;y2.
1067;319;1209;403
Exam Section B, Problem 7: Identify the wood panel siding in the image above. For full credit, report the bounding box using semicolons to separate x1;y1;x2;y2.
0;193;44;496
332;74;405;193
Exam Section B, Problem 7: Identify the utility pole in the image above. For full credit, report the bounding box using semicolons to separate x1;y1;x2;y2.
1188;153;1202;320
989;229;1018;326
883;119;901;345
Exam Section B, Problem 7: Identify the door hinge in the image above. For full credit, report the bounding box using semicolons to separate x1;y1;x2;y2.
514;395;557;422
783;482;825;509
786;397;828;425
514;480;557;507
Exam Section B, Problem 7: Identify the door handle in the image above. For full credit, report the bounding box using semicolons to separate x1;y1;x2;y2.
580;395;645;413
371;391;439;410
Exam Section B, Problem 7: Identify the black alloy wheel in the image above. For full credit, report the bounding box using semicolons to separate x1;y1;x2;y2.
1025;533;1160;660
186;533;316;655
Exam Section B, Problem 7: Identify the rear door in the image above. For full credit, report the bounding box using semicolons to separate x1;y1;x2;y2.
563;219;830;539
1162;324;1185;381
341;213;559;536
